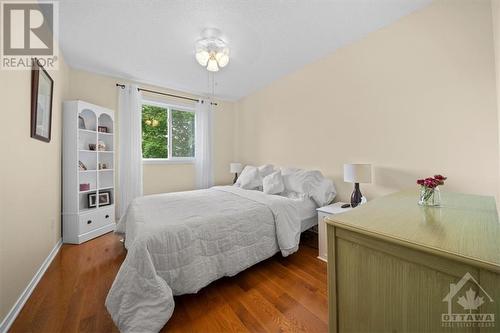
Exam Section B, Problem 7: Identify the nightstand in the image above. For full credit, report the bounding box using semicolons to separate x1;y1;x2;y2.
316;202;352;261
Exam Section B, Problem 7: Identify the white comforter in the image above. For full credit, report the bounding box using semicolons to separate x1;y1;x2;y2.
105;186;301;333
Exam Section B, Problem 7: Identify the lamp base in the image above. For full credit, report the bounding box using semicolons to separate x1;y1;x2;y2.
350;183;363;208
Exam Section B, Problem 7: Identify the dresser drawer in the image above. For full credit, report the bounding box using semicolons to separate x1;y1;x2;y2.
79;207;114;234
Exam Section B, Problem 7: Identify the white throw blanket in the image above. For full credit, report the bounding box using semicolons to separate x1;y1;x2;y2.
105;186;301;332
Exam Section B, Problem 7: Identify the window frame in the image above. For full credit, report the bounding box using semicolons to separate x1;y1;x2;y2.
141;99;196;164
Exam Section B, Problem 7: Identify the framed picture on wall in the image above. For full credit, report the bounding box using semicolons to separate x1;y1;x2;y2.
30;59;54;142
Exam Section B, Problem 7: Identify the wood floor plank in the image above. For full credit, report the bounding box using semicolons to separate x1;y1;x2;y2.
217;279;268;333
9;231;327;332
242;268;328;332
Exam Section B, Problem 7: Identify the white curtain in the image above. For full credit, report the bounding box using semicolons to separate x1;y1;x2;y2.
195;100;214;189
118;84;143;218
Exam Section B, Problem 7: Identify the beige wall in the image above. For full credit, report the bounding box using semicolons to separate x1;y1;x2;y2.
493;0;500;198
67;69;236;195
0;58;69;321
235;0;500;203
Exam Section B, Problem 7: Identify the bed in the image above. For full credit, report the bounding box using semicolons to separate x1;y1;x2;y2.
106;167;335;333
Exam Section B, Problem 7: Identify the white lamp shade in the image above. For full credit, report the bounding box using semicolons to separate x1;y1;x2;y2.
344;164;372;183
206;58;219;72
195;50;209;66
230;163;243;174
215;50;229;67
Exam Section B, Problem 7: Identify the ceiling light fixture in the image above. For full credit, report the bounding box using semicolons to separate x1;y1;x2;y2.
195;29;229;72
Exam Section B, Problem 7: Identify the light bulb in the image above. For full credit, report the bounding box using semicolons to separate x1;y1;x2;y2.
206;58;219;72
215;48;229;66
195;50;209;66
217;54;229;67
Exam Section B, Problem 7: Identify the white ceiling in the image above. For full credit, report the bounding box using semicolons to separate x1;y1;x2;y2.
59;0;431;101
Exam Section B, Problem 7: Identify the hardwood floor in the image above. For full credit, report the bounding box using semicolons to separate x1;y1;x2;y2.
9;231;327;333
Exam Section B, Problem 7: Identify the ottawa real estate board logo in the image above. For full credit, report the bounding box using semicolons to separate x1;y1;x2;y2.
1;1;58;70
442;272;495;328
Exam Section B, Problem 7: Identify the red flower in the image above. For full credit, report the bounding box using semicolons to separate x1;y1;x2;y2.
417;174;447;189
434;175;447;181
423;180;434;188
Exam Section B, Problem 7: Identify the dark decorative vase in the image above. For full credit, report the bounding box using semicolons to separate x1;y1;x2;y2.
350;183;363;208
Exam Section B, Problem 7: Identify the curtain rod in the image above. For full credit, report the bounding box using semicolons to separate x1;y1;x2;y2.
115;83;218;106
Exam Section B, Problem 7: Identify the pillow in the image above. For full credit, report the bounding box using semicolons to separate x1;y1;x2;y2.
281;168;336;206
312;177;336;207
258;164;275;178
281;168;308;193
235;165;261;190
263;171;285;195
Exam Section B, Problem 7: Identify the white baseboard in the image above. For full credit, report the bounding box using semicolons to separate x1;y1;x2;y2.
0;238;63;333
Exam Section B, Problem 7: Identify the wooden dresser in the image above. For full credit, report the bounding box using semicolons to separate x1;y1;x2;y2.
325;190;500;333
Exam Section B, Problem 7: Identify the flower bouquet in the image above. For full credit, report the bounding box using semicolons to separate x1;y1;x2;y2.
417;175;447;206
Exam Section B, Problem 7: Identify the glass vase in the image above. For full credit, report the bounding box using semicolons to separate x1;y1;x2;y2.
418;186;441;206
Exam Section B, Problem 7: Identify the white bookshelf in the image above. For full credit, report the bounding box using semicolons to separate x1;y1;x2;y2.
62;100;116;244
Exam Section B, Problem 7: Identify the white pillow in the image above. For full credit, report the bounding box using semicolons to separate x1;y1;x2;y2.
312;177;336;207
263;171;285;195
281;168;336;206
258;164;275;178
236;166;261;190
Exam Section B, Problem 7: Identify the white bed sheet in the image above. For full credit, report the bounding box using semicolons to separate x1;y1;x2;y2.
280;191;318;220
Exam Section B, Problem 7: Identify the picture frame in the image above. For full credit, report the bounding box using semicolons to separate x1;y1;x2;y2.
88;193;97;208
30;59;54;142
98;191;111;206
98;126;108;133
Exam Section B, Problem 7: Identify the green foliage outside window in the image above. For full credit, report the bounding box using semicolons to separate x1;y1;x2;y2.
141;104;195;159
172;110;195;157
142;105;168;158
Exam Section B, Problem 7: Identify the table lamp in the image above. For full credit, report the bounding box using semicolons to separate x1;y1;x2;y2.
344;163;372;208
230;163;243;184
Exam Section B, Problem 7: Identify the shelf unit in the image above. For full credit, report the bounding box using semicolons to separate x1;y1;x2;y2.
62;100;116;244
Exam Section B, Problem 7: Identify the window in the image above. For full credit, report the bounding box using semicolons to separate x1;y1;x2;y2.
142;101;195;162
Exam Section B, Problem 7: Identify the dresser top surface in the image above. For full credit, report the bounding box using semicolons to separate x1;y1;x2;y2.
325;190;500;271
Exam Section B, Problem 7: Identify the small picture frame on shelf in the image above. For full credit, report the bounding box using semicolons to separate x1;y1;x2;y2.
99;191;111;206
98;163;108;170
78;116;86;130
89;143;96;151
78;160;87;171
88;193;97;208
98;126;108;133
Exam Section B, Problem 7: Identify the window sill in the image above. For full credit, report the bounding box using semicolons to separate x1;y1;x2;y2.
142;158;195;165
